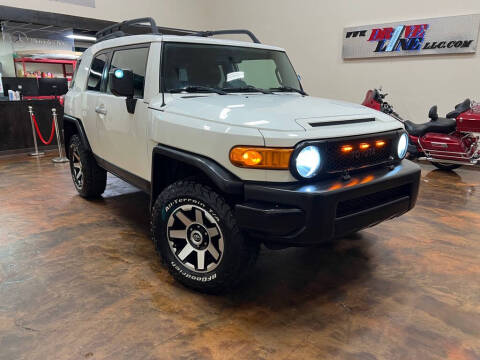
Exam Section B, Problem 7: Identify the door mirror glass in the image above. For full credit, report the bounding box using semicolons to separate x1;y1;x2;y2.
109;68;134;98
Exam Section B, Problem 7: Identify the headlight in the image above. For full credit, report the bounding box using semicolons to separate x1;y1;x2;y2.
295;145;321;178
397;133;408;159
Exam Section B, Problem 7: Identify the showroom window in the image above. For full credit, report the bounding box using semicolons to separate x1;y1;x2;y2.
87;53;108;91
106;47;149;98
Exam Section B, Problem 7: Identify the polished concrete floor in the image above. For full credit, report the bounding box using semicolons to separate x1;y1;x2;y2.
0;152;479;360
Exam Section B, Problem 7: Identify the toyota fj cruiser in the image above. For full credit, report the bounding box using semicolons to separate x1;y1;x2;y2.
64;18;421;293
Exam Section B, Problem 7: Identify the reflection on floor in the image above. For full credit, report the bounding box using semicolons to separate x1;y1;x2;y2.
0;153;479;360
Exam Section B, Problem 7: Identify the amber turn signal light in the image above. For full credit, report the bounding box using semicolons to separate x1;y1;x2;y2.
241;150;262;166
375;140;386;148
341;145;353;153
359;143;370;150
230;146;293;169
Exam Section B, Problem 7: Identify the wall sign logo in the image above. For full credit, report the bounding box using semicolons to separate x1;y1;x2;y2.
10;31;71;49
343;15;480;59
369;24;429;52
2;27;74;52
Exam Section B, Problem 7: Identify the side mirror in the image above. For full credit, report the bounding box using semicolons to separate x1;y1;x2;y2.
110;68;134;97
109;68;136;113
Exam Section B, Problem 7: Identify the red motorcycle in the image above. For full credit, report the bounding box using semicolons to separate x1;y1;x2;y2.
362;88;480;170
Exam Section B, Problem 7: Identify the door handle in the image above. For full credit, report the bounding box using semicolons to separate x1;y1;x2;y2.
95;105;107;115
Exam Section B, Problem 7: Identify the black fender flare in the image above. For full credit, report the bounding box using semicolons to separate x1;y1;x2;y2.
63;114;91;153
150;145;244;208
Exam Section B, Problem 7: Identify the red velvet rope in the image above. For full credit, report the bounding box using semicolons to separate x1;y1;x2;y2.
31;113;55;145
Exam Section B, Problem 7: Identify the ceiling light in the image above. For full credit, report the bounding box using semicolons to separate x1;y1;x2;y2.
66;34;96;42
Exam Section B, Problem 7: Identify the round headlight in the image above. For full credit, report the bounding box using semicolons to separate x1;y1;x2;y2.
397;133;408;159
295;145;321;178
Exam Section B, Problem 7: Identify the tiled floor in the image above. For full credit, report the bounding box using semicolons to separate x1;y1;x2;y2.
0;153;479;360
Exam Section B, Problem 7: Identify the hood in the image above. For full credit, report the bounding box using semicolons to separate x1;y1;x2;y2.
157;94;397;131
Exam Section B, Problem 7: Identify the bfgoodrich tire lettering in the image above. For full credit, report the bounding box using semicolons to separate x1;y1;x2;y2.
151;180;259;293
68;135;107;198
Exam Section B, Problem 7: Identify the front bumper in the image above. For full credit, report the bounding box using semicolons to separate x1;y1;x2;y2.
235;160;421;245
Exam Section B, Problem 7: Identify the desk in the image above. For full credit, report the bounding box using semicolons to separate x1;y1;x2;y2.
0;99;64;154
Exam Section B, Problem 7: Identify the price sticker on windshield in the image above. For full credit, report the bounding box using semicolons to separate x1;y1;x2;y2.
226;71;245;82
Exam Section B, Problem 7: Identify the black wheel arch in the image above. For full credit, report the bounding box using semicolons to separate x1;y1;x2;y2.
63;114;91;155
61;122;244;207
150;145;244;209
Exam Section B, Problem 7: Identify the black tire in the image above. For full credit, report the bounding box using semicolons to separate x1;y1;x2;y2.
68;134;107;198
431;162;461;171
151;180;259;293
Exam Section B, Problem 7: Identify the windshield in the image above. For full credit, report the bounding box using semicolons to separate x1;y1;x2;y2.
162;42;302;93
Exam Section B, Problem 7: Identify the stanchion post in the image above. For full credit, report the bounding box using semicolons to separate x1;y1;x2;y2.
51;108;69;163
28;106;45;157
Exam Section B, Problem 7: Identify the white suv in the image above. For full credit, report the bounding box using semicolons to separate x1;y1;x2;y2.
64;18;420;293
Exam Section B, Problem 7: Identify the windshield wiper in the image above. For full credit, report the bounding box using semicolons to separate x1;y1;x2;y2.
222;85;273;94
270;86;307;96
168;85;227;95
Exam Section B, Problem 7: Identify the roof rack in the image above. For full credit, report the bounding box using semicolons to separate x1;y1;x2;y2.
96;17;159;42
193;30;260;44
95;17;261;44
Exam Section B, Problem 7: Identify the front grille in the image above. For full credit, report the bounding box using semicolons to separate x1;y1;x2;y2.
324;132;397;173
336;184;411;218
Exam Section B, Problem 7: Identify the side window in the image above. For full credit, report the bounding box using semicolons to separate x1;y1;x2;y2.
106;47;149;98
70;57;81;88
237;59;281;89
87;53;107;91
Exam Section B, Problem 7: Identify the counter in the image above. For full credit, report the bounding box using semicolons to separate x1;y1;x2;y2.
0;99;64;155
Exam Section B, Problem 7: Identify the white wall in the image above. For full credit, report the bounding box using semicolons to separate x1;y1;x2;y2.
204;0;480;123
0;0;210;30
3;0;479;123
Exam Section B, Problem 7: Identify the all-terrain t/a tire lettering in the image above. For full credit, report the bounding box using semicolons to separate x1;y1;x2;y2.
151;180;259;293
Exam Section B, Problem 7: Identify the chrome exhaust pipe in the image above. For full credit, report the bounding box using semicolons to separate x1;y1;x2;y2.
418;157;478;166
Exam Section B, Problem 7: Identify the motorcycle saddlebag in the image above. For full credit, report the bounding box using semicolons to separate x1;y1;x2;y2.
456;109;480;133
420;133;468;161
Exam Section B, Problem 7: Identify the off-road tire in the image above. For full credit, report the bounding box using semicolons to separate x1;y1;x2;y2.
151;180;259;293
431;162;461;171
68;134;107;198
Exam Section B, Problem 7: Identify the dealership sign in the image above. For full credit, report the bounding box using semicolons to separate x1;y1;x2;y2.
343;14;480;59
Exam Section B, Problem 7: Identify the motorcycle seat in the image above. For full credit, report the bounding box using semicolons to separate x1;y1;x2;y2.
404;118;456;137
428;105;439;120
446;99;471;119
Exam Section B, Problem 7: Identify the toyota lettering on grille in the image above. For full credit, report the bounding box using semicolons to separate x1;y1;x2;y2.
352;147;376;160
